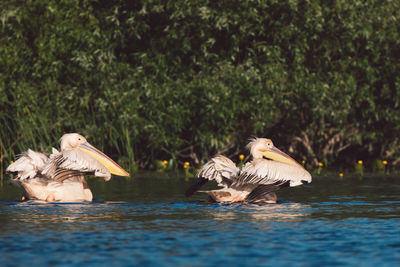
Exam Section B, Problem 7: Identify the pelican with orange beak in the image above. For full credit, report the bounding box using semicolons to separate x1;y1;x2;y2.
7;133;130;202
185;138;311;204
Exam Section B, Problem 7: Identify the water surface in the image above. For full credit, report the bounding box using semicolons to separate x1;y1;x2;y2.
1;173;399;266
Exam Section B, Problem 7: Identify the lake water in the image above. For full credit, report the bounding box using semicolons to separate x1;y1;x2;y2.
1;172;399;266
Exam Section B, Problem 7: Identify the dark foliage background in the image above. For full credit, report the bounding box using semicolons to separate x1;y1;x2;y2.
1;0;399;172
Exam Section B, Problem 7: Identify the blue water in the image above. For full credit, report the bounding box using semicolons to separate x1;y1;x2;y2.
1;173;400;266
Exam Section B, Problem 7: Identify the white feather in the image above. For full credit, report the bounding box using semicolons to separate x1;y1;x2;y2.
6;149;48;180
239;159;312;187
42;148;111;180
196;155;240;186
18;179;93;202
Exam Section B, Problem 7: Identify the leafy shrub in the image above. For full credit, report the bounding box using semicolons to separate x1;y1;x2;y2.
1;0;399;172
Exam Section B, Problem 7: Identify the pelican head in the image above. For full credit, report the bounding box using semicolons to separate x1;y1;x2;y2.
60;133;130;177
247;138;303;168
60;133;87;150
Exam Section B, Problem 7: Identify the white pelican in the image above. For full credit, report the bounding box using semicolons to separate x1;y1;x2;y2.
6;133;130;202
185;138;311;204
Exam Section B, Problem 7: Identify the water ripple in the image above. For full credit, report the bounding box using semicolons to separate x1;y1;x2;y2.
1;174;400;266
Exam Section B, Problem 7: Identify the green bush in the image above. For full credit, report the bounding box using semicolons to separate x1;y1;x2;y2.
1;0;399;173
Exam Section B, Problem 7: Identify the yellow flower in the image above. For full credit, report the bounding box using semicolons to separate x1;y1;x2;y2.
318;162;323;167
184;162;190;168
382;160;388;165
239;154;245;161
301;160;305;165
339;173;344;177
163;160;168;165
357;160;363;165
10;160;14;164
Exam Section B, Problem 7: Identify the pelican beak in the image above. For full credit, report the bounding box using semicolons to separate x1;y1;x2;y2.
262;146;304;169
78;142;130;177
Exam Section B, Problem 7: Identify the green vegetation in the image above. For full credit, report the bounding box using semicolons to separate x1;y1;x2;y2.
1;0;399;174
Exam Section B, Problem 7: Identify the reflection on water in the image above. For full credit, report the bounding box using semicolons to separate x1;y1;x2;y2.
206;202;311;222
1;173;400;266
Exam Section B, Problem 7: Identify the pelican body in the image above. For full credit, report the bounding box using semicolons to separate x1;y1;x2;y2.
7;133;130;202
185;138;311;204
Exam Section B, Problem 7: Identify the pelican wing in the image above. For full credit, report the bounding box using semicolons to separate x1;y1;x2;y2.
6;149;49;180
185;155;240;197
42;148;111;181
196;155;240;185
234;159;312;187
